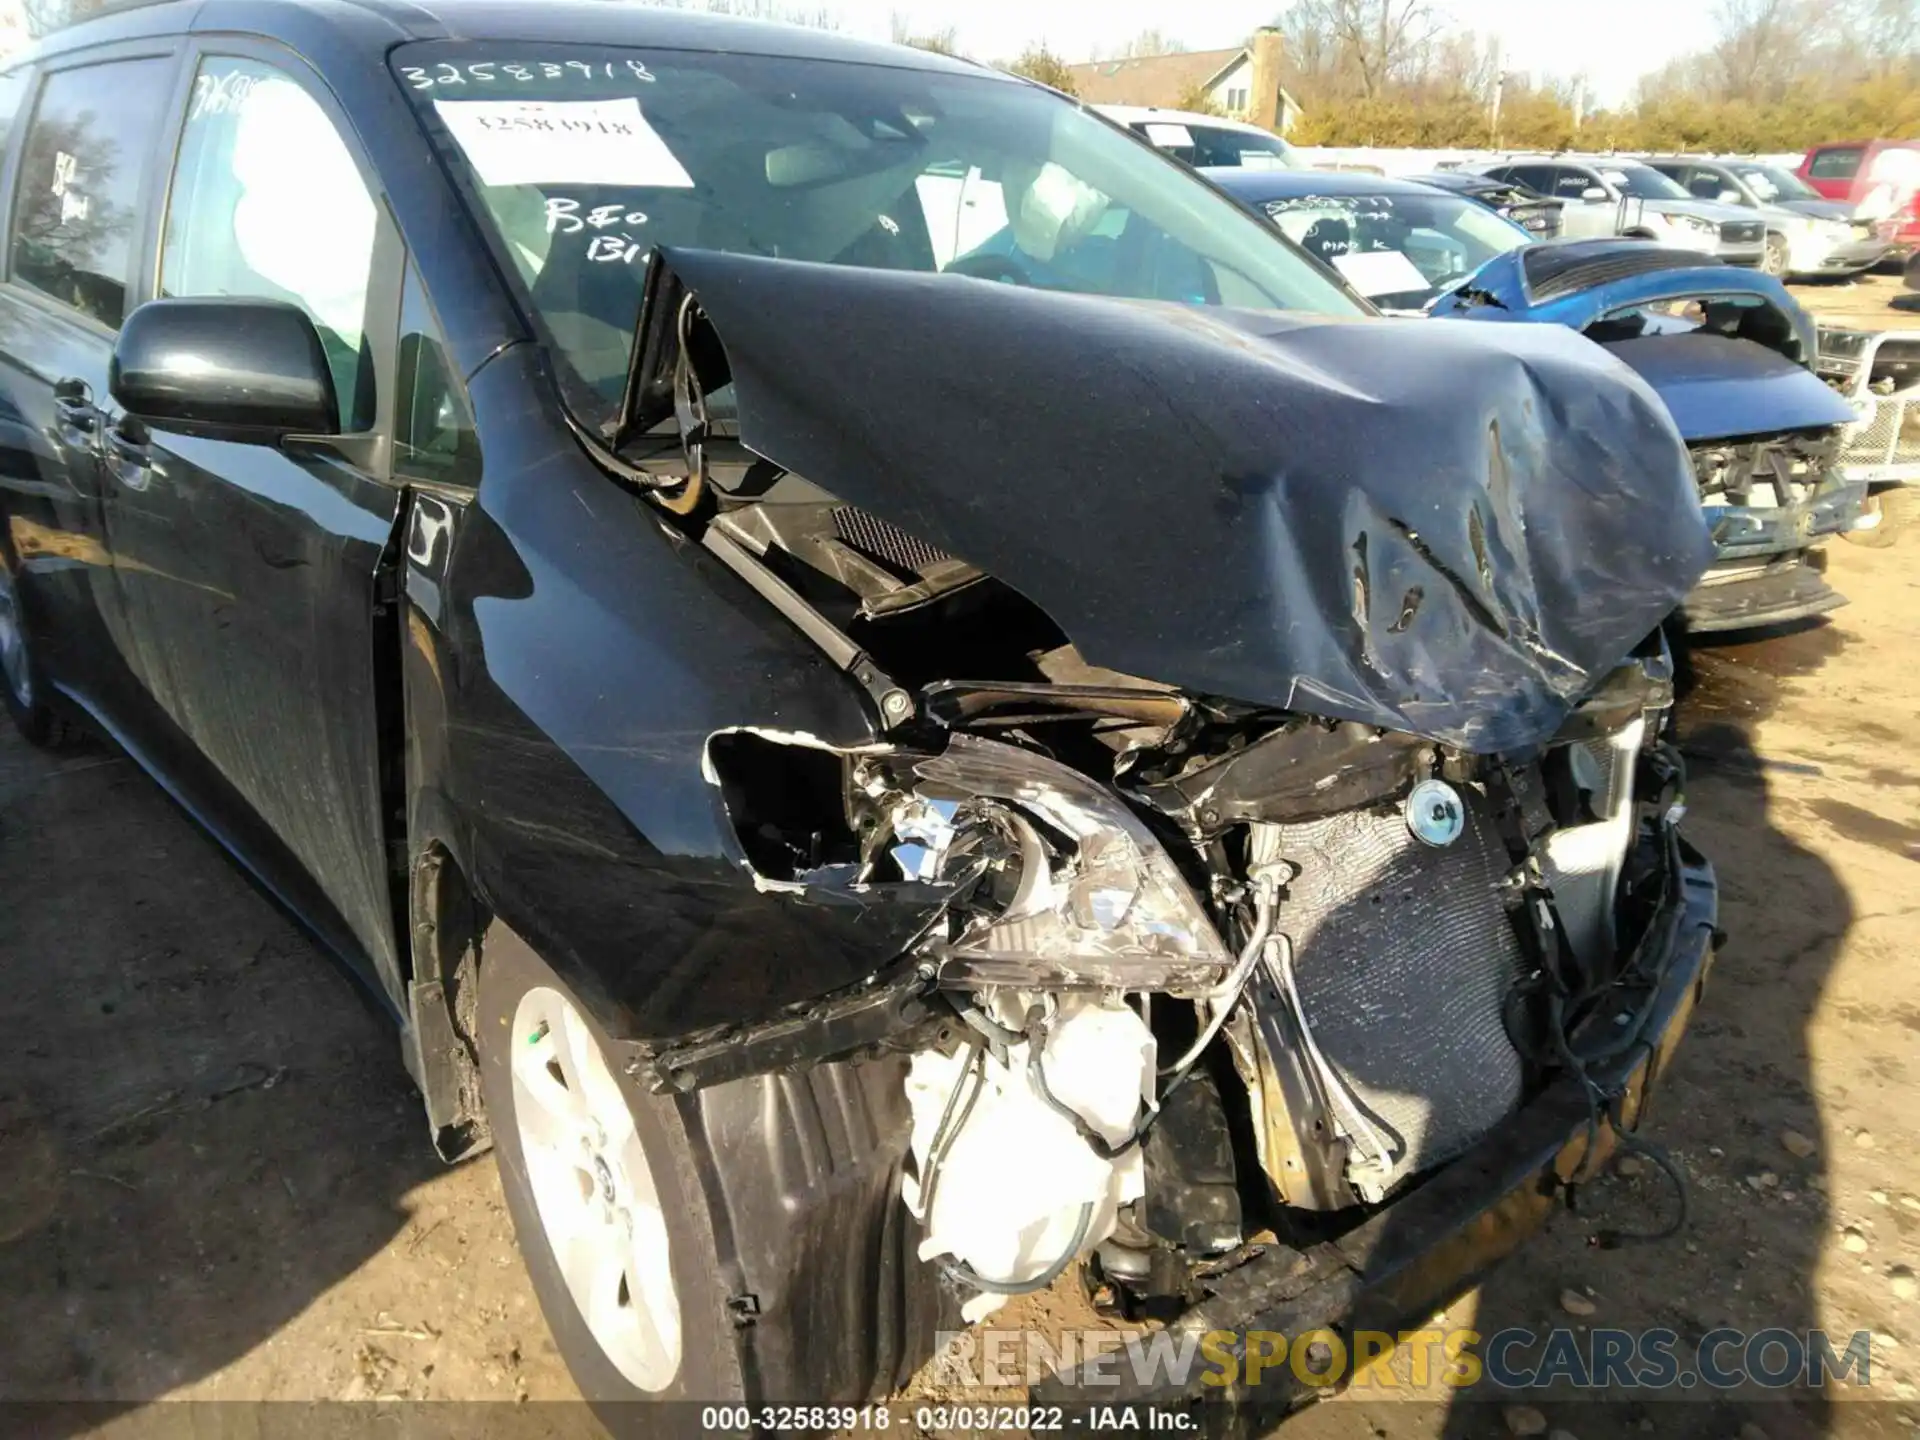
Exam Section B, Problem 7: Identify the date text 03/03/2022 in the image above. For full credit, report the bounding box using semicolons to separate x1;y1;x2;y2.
698;1406;1195;1433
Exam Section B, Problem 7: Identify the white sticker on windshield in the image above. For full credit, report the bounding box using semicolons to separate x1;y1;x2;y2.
1330;248;1429;298
433;98;693;188
1144;123;1195;149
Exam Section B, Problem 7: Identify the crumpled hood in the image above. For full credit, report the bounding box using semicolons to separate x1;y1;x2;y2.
1602;333;1856;441
663;250;1715;753
1430;244;1854;441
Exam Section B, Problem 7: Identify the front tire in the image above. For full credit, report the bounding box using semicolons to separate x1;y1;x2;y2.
0;550;81;750
477;931;744;1411
1761;232;1790;277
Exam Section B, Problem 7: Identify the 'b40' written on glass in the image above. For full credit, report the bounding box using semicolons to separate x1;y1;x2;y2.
546;197;652;264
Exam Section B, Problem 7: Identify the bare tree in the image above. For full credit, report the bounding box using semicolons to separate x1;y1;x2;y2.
1277;0;1443;99
890;13;958;54
20;0;107;38
1708;0;1816;100
1121;29;1187;58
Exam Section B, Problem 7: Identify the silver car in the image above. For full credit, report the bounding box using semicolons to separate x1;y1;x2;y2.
1466;155;1768;265
1646;157;1889;278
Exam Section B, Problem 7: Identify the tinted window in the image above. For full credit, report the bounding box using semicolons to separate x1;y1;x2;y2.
1679;165;1739;202
1598;164;1689;201
161;57;378;429
1549;167;1600;199
1183;124;1294;170
395;266;479;483
9;60;173;329
1809;147;1862;180
1135;121;1294;170
1502;165;1556;194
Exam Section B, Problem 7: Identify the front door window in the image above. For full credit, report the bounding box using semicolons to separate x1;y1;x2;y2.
160;57;379;429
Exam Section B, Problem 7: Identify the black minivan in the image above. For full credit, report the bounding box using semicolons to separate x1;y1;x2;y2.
0;0;1722;1418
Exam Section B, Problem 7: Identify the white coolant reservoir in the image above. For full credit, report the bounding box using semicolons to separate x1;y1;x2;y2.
1542;717;1646;965
902;996;1155;1322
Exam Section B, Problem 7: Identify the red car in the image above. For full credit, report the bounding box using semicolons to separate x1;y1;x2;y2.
1799;140;1920;258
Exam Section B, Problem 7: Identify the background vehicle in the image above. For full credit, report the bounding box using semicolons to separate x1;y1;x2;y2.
0;0;1718;1422
1094;104;1298;169
1209;168;1865;631
1644;156;1887;278
1798;140;1920;260
1816;326;1920;547
1464;154;1767;264
1409;168;1564;237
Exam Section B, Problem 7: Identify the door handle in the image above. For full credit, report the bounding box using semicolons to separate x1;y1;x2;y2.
105;418;153;490
53;378;99;436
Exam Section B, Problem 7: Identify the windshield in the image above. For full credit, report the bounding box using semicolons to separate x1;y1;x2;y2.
1600;164;1691;201
395;42;1360;418
1134;121;1296;170
1737;164;1820;203
1256;189;1531;310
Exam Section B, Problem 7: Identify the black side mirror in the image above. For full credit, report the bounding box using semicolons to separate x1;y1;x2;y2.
110;297;340;443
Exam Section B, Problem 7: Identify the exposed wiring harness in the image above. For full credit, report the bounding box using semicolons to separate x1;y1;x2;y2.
1490;762;1692;1244
940;1203;1097;1296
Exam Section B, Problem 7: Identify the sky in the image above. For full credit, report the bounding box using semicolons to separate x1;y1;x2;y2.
827;0;1725;108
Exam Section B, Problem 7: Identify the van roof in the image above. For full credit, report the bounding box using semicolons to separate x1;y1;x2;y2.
24;0;989;79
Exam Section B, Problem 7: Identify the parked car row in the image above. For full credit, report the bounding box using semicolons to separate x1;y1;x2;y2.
0;1;1881;1427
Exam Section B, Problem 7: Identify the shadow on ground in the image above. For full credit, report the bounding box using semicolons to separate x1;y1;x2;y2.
1420;621;1855;1438
0;724;440;1414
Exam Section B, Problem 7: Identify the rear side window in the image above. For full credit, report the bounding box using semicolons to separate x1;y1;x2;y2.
9;59;174;329
161;57;379;430
1809;147;1862;180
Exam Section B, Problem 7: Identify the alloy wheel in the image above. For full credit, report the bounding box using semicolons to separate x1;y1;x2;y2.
510;986;683;1392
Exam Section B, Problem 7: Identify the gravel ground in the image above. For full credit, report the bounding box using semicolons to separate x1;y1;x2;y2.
0;279;1916;1440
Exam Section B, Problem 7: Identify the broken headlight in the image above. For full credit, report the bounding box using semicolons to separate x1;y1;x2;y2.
891;734;1231;994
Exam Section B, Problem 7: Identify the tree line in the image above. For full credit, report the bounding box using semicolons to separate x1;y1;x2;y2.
1273;0;1918;152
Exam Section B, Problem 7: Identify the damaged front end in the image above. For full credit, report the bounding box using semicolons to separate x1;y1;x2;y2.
601;250;1720;1354
1434;241;1865;632
695;655;1693;1327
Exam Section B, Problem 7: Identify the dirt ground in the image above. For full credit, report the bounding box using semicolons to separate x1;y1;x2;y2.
1;276;1917;1440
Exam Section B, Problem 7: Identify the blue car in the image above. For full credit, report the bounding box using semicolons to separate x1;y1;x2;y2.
1206;168;1863;632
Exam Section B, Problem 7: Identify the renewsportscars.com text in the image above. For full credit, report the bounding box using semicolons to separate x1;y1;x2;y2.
933;1325;1878;1393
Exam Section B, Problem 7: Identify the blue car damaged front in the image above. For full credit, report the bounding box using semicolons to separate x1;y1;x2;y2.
1203;168;1867;633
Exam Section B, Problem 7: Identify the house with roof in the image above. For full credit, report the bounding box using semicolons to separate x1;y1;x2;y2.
1064;30;1302;136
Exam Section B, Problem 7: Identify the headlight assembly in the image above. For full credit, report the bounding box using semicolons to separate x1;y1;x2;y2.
893;734;1232;994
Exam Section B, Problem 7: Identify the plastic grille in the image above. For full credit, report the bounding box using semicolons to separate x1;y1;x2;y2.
830;505;952;574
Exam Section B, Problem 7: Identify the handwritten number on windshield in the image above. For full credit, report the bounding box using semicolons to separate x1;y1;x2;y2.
401;60;657;91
